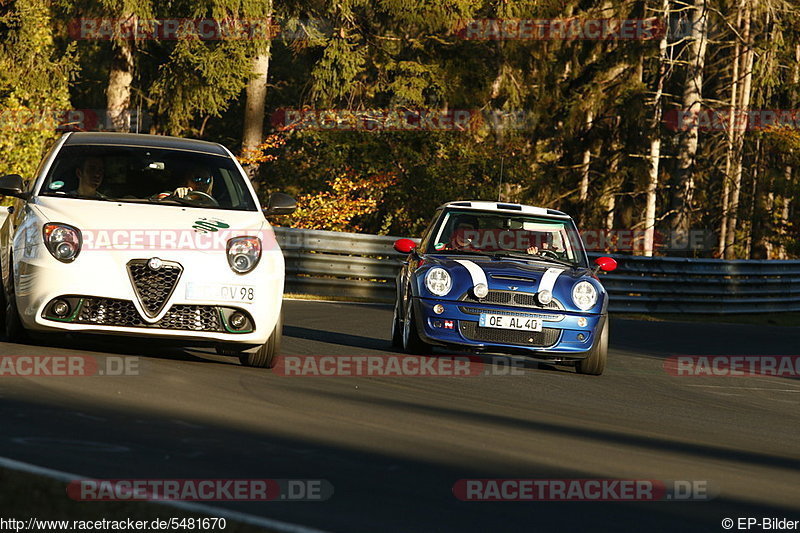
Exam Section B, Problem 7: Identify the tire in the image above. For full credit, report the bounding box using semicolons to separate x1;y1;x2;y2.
576;317;608;376
390;299;403;348
402;296;430;354
1;261;27;343
239;311;282;368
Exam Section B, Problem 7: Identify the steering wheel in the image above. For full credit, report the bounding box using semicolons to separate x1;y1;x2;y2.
537;248;561;259
150;190;219;207
182;190;219;207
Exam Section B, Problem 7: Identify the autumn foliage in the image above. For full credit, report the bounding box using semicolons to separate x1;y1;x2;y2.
289;170;397;232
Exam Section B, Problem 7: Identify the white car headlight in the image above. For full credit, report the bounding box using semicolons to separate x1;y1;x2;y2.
227;236;262;274
473;282;489;299
425;268;452;296
43;223;82;263
537;289;553;305
572;281;598;311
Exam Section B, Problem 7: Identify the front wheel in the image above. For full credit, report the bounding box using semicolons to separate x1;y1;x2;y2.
390;299;403;348
239;311;283;368
402;297;430;354
1;263;27;343
575;318;608;376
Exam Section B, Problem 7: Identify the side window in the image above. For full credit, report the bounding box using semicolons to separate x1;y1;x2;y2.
418;210;443;251
29;138;59;192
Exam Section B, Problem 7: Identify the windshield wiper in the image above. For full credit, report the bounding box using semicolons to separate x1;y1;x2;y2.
490;251;576;269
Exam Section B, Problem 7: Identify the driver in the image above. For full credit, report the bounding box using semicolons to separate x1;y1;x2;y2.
155;165;214;200
526;231;563;256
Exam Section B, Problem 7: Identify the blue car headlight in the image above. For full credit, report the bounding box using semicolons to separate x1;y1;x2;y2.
572;281;598;311
425;268;452;297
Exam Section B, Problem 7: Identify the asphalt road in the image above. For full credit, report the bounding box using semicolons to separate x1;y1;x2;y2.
0;300;799;532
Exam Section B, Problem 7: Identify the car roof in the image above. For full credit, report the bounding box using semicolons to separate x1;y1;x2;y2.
62;132;229;156
438;200;571;219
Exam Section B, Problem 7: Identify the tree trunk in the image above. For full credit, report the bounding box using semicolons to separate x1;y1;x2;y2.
724;0;754;259
777;45;799;259
670;0;709;244
241;41;272;180
718;2;744;257
579;110;593;206
643;0;671;257
106;24;135;133
778;169;792;259
745;138;764;258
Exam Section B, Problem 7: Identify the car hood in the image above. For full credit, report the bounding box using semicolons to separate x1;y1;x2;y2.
426;254;586;284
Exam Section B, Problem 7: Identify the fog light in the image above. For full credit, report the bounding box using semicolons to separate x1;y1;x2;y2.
577;317;587;327
433;304;444;315
229;312;247;330
577;333;586;341
537;289;553;305
474;283;489;299
52;300;70;318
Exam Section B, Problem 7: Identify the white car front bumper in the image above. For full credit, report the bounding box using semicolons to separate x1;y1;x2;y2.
13;242;284;348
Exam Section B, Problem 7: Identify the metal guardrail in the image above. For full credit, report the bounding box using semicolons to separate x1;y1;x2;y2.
275;227;800;314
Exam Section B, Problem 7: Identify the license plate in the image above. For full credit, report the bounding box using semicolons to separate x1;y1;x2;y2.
185;283;255;303
479;313;542;332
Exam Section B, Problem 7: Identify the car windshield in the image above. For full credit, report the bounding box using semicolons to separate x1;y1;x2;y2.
38;145;258;211
426;209;588;268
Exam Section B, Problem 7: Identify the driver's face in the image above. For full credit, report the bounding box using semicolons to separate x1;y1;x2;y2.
77;158;104;192
184;171;213;193
454;224;474;246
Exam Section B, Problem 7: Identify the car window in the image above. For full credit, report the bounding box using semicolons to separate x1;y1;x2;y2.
38;145;258;211
427;209;587;267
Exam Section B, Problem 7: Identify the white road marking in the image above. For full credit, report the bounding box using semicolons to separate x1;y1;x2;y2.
0;455;333;533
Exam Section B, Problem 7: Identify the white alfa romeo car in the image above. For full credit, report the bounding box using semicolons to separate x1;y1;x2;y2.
0;132;295;367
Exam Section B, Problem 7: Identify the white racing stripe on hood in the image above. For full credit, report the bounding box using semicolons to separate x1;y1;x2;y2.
454;259;487;288
539;267;566;293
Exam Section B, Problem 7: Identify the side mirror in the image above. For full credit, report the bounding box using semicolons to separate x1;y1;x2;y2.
394;238;417;254
594;256;617;273
264;192;297;216
0;174;27;199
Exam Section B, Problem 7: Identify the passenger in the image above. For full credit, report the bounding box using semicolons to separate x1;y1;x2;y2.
75;157;105;198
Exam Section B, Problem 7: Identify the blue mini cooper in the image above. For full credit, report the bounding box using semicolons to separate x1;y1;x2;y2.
391;201;617;375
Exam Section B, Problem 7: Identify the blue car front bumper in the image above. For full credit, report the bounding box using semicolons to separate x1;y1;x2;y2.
412;297;604;360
